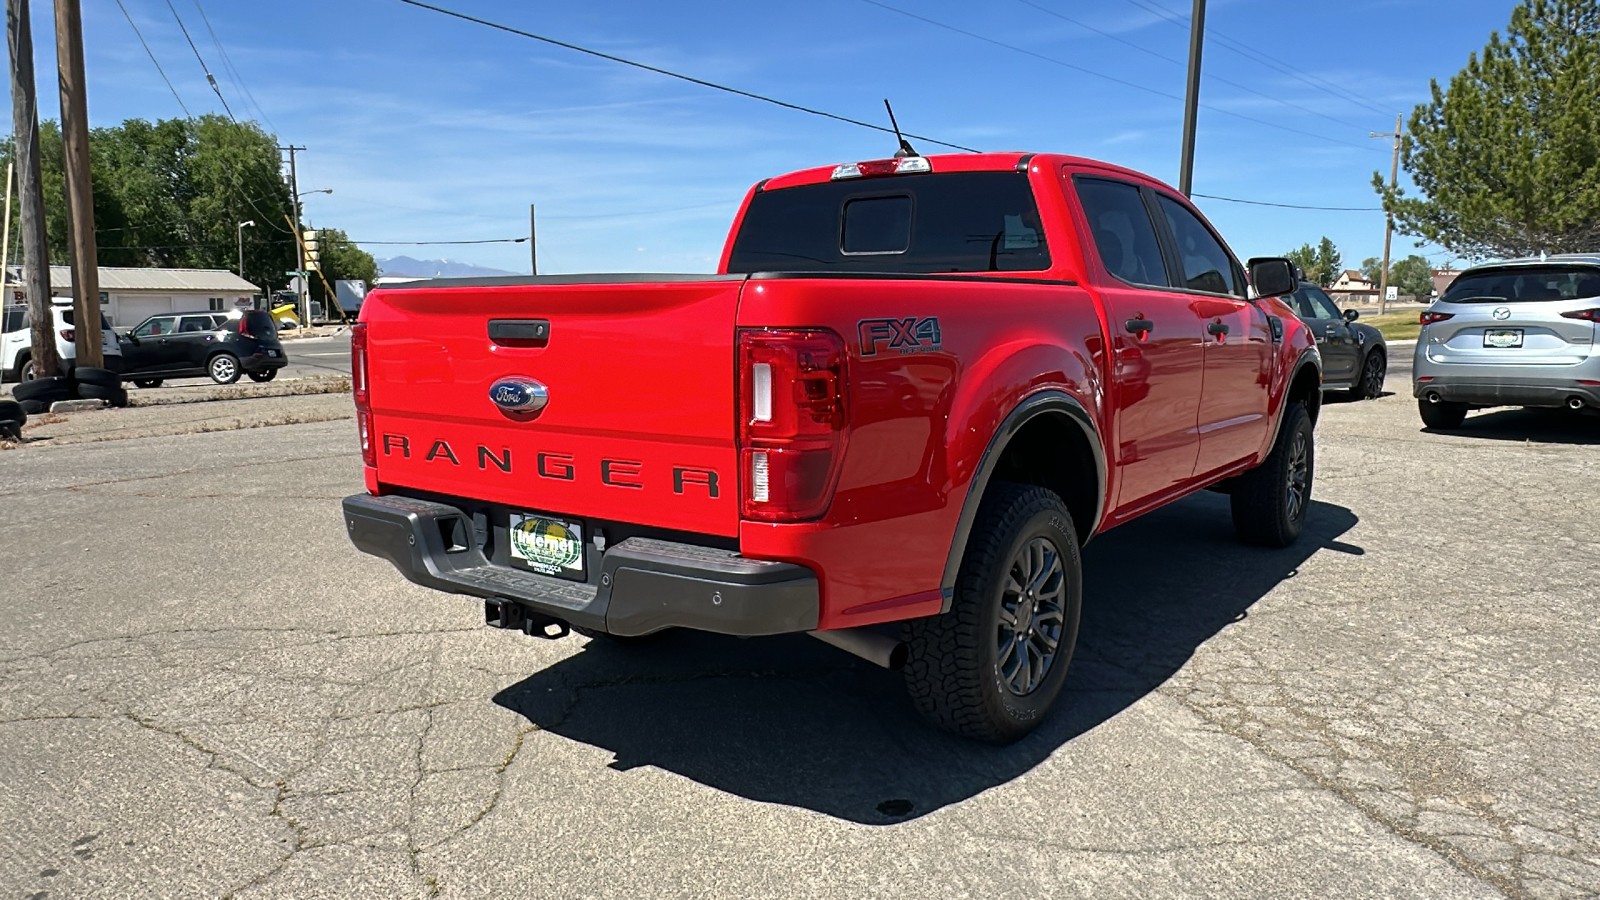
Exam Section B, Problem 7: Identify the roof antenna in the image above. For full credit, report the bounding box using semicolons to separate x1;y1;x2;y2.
884;99;918;158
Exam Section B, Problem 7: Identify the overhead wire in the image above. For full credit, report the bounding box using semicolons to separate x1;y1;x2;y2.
190;0;279;134
1014;0;1373;133
394;0;980;153
1117;0;1394;118
1191;192;1381;212
163;0;234;118
862;0;1381;153
113;0;191;116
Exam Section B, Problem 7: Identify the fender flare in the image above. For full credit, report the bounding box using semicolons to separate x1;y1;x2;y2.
1261;349;1324;454
939;391;1106;599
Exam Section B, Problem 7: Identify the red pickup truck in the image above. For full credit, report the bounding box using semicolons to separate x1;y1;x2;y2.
343;151;1319;742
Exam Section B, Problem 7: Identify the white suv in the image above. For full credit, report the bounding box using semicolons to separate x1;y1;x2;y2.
1;303;123;382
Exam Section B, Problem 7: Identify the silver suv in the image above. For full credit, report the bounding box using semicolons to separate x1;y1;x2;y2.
1414;255;1600;429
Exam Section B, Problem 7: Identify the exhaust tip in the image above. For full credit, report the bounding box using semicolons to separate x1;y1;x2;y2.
1426;392;1442;404
1568;396;1586;410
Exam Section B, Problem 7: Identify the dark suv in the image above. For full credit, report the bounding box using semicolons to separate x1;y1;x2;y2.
119;310;286;386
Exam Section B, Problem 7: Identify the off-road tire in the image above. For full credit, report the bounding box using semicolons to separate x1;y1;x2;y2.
71;366;121;390
1231;401;1314;548
901;482;1083;743
132;378;163;389
76;382;126;406
1349;349;1386;401
0;419;20;442
11;376;69;405
247;369;278;383
208;353;242;385
1418;397;1468;430
19;399;48;415
0;399;24;426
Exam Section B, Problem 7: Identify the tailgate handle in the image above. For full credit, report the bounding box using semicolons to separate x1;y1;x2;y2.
488;319;550;346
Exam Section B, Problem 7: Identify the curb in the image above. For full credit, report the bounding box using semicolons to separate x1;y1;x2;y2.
50;399;109;413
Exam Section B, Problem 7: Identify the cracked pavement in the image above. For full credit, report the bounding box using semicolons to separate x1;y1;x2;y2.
1;364;1596;898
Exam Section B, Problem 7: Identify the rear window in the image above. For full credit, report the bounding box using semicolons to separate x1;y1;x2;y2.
59;310;114;329
1442;265;1600;303
726;172;1050;274
241;311;277;337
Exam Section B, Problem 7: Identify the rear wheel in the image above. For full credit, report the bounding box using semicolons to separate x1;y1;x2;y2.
1418;397;1468;429
902;482;1082;743
208;353;241;385
1349;349;1386;401
247;369;278;383
133;378;163;389
1231;401;1314;548
17;354;34;382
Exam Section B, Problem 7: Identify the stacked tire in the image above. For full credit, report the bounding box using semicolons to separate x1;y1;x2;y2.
10;375;69;415
0;398;24;442
70;366;128;407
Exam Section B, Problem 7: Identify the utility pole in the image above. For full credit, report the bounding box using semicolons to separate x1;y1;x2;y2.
7;0;61;379
1177;0;1207;196
1371;114;1403;315
528;203;537;275
279;145;306;327
54;0;101;367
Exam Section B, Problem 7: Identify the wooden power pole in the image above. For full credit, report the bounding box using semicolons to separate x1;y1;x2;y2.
1372;114;1403;316
7;0;62;379
54;0;101;367
1177;0;1207;196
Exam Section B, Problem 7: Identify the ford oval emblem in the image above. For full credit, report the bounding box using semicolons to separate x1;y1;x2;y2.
1492;307;1512;320
489;377;548;413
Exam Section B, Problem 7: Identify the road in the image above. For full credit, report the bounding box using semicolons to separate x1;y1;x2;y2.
1;366;1597;898
278;333;352;380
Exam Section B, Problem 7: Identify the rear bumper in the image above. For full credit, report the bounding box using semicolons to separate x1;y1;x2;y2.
243;352;287;372
1412;378;1600;408
342;493;819;637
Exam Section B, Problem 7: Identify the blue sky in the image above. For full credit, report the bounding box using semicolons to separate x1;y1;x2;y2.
10;0;1519;275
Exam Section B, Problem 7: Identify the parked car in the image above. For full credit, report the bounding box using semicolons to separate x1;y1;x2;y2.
1285;281;1387;400
1;302;123;382
118;309;287;386
342;149;1321;743
1414;254;1600;429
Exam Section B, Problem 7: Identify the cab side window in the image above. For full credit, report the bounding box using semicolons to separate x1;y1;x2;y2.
1156;195;1242;296
135;317;174;337
1074;178;1170;288
1304;286;1342;320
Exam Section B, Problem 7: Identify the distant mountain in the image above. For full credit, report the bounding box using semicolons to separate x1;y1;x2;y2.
375;256;518;279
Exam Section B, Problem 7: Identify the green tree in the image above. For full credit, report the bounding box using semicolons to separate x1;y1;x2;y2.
307;227;378;316
1376;0;1600;258
3;115;319;295
1284;236;1342;286
1390;255;1435;299
1360;256;1384;284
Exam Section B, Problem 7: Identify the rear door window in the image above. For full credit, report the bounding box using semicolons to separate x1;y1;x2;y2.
1;307;24;333
727;171;1051;274
134;316;176;337
241;310;277;338
1074;178;1170;288
1442;265;1600;303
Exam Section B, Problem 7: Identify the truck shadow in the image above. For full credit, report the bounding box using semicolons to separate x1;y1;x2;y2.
493;492;1359;825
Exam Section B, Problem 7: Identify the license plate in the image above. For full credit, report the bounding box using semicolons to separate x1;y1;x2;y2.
508;513;585;577
1483;329;1523;348
267;349;279;357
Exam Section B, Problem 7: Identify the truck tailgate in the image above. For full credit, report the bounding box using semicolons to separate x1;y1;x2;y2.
363;276;746;537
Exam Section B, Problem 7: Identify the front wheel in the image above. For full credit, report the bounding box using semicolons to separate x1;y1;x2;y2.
133;378;163;389
902;482;1083;743
247;369;278;383
1349;350;1386;401
1231;402;1314;548
208;353;241;385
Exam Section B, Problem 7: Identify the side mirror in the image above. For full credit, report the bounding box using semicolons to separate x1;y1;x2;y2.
1245;257;1297;299
1343;308;1360;323
122;332;139;344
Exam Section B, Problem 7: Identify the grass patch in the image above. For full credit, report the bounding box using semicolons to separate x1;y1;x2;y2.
1363;312;1422;342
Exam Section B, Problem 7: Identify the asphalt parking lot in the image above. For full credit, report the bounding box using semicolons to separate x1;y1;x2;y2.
1;362;1596;899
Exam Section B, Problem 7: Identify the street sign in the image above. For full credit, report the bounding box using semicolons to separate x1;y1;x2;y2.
1386;286;1399;302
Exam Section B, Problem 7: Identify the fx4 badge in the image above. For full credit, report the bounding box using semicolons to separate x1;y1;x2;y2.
859;317;942;357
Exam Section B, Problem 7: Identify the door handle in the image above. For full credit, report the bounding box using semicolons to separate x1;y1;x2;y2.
1207;321;1230;337
1324;323;1337;333
1124;318;1154;335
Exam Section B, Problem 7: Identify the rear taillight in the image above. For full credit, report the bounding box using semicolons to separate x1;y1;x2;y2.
1559;308;1600;321
351;322;374;467
238;317;253;338
1419;311;1454;325
831;156;932;180
737;328;849;522
59;328;74;341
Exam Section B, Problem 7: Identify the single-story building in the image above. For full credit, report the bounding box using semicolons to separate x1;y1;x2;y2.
3;265;261;328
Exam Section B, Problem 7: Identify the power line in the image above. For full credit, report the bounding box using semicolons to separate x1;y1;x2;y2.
112;0;191;116
863;0;1381;153
1014;0;1372;133
394;0;980;153
163;0;234;118
354;237;530;245
190;0;278;133
1117;0;1394;118
1191;192;1381;211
